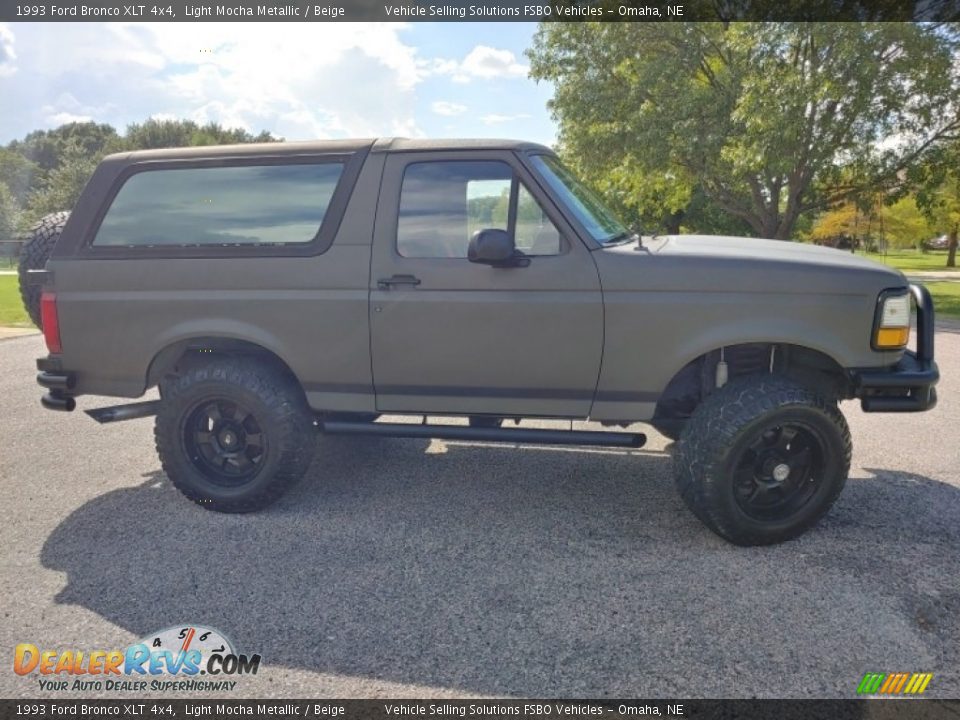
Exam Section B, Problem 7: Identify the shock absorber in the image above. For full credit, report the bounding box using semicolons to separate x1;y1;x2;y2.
716;346;728;388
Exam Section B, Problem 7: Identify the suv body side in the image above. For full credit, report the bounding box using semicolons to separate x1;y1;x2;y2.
368;147;603;418
46;141;381;413
38;138;923;424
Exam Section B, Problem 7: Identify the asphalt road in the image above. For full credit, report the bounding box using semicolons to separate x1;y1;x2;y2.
1;332;958;700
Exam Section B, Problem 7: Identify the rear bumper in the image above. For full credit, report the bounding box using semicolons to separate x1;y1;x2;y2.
36;357;77;412
850;284;939;413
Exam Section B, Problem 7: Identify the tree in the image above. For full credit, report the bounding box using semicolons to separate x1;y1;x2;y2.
1;118;282;224
808;195;934;250
528;22;960;239
25;141;100;220
0;149;39;206
8;122;120;174
0;183;20;246
912;139;960;266
123;119;279;149
917;175;960;267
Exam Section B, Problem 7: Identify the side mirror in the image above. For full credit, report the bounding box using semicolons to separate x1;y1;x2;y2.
468;228;529;267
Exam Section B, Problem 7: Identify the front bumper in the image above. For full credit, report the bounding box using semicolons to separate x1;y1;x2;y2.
851;284;939;413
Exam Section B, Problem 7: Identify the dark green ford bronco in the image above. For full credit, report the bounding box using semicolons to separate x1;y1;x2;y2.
24;138;939;545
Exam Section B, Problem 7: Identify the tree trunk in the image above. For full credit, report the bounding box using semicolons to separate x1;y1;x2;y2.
948;227;958;268
774;223;793;240
663;210;683;235
760;212;781;240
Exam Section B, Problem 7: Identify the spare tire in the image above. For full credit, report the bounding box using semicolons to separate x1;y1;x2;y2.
17;211;69;329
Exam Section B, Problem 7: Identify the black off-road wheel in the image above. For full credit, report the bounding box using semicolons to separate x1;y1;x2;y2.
17;211;70;329
155;359;315;512
674;375;851;546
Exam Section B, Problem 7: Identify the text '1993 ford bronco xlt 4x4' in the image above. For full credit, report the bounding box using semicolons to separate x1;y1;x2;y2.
26;138;939;546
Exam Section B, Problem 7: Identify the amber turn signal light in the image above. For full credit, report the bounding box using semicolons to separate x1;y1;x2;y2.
874;326;909;349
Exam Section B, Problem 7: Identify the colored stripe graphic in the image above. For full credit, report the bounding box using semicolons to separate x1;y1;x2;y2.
858;672;932;695
914;674;933;694
857;673;885;694
880;674;897;694
892;673;909;693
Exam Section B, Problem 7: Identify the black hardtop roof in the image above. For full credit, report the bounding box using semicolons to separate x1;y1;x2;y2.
105;137;554;164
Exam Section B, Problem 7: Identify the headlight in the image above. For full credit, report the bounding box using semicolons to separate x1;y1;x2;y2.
873;291;911;350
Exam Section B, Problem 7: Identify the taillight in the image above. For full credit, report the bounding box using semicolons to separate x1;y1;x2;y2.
40;292;62;353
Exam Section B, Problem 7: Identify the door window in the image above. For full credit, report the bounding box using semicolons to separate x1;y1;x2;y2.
515;184;561;256
397;160;562;258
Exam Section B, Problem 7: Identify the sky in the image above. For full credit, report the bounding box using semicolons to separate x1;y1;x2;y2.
0;22;557;146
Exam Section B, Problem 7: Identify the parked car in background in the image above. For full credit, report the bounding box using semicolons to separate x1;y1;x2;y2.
922;235;950;250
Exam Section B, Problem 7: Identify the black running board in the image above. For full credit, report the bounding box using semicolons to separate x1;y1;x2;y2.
86;400;160;424
84;403;647;448
322;420;645;448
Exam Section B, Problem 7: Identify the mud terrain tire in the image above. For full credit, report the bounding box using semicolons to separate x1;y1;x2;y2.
155;358;315;512
674;375;851;546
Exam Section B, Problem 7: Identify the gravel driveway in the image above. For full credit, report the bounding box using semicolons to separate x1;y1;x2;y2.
1;332;957;699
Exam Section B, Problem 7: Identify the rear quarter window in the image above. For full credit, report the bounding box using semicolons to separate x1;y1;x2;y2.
92;162;344;247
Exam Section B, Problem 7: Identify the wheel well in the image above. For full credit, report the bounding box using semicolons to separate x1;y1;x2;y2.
653;343;850;424
146;338;301;393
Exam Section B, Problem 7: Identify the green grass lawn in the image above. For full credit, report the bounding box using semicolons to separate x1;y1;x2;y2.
0;275;31;327
862;249;958;272
927;282;960;319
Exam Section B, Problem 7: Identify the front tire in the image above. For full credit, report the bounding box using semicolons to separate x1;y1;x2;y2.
155;359;315;512
674;375;851;546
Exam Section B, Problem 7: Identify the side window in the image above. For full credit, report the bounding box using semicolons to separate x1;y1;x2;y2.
466;178;510;242
397;160;563;259
93;162;344;247
398;161;511;258
515;184;562;256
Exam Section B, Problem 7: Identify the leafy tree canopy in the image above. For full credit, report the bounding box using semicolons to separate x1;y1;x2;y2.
26;141;102;219
123;118;277;150
528;22;960;239
806;196;935;250
0;118;280;231
7;122;120;173
0;183;20;246
911;139;960;265
0;148;39;206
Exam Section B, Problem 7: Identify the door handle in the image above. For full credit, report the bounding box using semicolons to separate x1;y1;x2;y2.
377;274;422;290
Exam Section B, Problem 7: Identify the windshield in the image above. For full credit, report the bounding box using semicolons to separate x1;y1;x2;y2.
529;155;630;244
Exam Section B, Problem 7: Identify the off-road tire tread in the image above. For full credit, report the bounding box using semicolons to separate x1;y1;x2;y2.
154;359;314;512
17;211;70;328
674;374;851;546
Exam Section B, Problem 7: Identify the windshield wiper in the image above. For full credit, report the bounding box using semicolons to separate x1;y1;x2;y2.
604;231;635;244
605;231;645;249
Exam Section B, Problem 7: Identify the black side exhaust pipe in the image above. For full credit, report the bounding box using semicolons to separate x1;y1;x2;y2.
85;400;160;424
37;371;75;391
41;393;76;412
322;420;646;448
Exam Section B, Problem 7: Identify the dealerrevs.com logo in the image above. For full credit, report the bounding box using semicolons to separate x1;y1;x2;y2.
13;625;261;692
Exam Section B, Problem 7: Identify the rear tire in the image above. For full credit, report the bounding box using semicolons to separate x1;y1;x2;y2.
674;375;851;546
18;211;70;329
155;358;315;512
